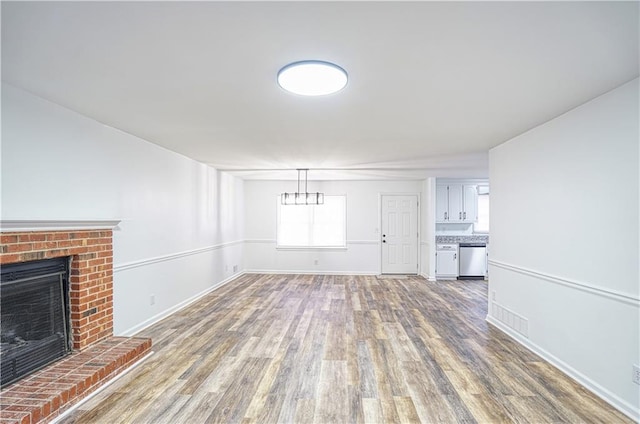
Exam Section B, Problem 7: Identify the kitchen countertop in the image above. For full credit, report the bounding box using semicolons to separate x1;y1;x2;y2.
436;235;489;244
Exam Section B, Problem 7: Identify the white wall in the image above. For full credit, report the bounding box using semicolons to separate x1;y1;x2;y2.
1;83;245;335
488;78;639;419
244;179;423;274
420;178;437;280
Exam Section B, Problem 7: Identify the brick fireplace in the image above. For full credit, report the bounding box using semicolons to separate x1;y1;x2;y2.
1;229;114;350
0;222;152;423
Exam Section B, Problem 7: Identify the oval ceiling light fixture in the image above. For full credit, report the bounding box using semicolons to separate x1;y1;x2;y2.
277;60;348;96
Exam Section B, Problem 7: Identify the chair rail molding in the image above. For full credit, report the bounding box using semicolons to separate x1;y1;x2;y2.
488;259;639;306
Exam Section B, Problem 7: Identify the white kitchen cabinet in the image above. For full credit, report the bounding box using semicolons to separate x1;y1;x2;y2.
435;185;449;222
447;184;463;222
463;185;478;222
436;184;478;223
436;244;458;278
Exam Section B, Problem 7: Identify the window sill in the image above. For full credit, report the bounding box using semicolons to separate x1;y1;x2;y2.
276;246;348;251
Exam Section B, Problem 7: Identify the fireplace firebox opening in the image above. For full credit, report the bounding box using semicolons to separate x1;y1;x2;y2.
1;257;72;387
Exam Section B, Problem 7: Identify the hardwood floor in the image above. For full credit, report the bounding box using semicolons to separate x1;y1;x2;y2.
59;274;631;424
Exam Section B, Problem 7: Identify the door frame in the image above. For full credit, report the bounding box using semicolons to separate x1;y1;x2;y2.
378;192;421;275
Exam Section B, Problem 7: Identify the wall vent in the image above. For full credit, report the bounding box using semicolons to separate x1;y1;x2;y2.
492;301;529;338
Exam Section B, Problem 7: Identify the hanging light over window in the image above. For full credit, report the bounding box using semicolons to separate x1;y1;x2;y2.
277;61;348;96
281;169;324;205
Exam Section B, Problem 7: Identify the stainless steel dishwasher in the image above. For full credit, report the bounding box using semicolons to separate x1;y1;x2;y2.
458;243;487;279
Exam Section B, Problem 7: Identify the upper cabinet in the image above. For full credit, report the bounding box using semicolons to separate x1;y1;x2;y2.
436;183;478;223
463;185;477;222
436;185;450;222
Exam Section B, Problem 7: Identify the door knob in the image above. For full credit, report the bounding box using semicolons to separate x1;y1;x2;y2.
382;240;386;243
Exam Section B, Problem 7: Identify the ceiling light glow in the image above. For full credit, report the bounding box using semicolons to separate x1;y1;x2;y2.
277;61;348;96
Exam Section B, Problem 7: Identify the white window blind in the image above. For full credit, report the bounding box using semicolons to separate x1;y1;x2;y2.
277;195;346;248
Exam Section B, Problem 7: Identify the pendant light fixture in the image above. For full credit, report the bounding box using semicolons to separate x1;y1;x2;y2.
281;169;324;205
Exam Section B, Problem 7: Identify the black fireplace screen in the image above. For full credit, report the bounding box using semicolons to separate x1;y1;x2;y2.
1;257;71;387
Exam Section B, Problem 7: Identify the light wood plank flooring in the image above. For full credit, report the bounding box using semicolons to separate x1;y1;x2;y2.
59;274;631;423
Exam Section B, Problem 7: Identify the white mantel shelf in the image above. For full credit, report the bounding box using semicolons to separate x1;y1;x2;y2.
0;220;121;232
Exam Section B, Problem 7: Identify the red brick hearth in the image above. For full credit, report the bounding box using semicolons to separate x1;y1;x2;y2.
0;227;152;423
0;337;151;424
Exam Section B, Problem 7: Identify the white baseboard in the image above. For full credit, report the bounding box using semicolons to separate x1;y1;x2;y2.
244;269;379;276
486;315;639;422
119;271;245;337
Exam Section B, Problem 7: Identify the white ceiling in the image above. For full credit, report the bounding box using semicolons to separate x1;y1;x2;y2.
2;1;638;180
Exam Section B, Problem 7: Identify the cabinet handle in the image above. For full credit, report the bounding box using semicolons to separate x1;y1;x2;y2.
444;212;448;220
454;253;456;260
459;212;462;219
463;211;466;220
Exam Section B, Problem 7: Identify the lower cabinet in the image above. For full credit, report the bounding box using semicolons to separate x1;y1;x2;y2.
436;244;459;279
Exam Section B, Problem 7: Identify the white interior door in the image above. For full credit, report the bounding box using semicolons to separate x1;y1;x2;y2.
381;195;418;274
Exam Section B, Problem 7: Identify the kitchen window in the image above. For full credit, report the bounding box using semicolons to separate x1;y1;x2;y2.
277;195;347;248
474;192;490;233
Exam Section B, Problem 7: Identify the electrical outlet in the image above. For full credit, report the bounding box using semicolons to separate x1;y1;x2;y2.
314;259;319;265
150;294;155;306
233;265;238;273
633;364;640;385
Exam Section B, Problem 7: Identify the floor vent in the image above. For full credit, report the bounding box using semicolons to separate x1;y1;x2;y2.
492;301;529;338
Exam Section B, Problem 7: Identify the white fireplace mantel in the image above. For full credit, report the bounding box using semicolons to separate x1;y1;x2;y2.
0;220;121;233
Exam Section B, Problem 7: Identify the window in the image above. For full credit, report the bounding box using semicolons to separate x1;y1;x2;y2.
277;195;346;248
474;193;490;233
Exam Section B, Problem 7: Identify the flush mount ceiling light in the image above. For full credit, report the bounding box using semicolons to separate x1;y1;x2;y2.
277;60;348;96
281;169;324;205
